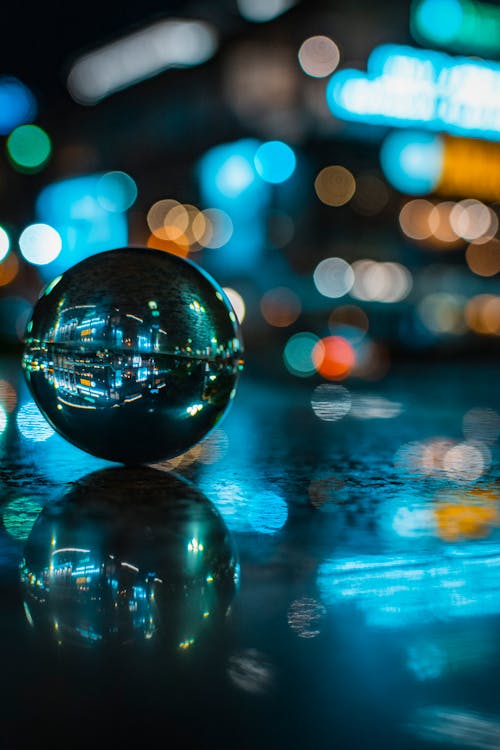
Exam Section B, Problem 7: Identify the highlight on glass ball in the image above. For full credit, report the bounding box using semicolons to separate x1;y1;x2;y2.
19;468;239;649
22;247;244;464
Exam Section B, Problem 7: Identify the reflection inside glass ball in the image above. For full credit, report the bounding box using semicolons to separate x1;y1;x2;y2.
19;468;239;649
22;247;243;463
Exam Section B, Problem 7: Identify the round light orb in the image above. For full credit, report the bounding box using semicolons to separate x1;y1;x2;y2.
20;467;238;649
22;247;244;464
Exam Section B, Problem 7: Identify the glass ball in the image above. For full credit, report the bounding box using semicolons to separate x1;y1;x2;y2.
19;467;239;649
22;247;243;464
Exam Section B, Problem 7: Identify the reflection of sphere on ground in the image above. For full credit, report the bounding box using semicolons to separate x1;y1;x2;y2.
19;467;239;650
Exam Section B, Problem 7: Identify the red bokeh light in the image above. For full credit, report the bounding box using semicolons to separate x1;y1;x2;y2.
312;336;355;380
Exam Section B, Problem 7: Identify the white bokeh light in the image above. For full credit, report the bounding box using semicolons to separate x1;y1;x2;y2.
19;224;62;265
313;257;354;299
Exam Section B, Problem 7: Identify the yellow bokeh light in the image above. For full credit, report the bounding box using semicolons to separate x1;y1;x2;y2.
428;202;460;243
435;502;497;542
223;287;246;323
399;199;433;240
314;166;355;207
465;294;500;335
147;199;182;237
163;203;190;241
466;239;500;277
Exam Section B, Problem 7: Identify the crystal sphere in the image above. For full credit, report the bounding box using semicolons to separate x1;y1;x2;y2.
22;247;243;463
20;467;238;649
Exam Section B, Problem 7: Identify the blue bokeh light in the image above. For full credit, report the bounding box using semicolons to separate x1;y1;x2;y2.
380;130;443;195
197;139;271;273
96;171;138;212
199;139;265;209
35;174;129;280
0;77;37;136
254;141;296;184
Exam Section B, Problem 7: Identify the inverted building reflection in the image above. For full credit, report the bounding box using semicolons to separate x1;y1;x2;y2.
25;302;241;411
19;467;238;649
22;248;244;462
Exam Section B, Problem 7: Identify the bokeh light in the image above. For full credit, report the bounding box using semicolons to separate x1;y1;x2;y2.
418;292;467;334
328;305;369;343
393;435;493;483
313;257;354;299
428;202;460;243
350;394;403;419
146;232;190;257
7;124;51;171
0;227;10;262
399;199;434;240
283;332;319;377
380;131;442;195
260;287;301;327
312;336;355;380
465;295;500;335
0;77;36;135
314;166;356;207
215;152;256;198
67;19;218;105
443;442;487;483
0;380;17;413
96;171;138;212
466;240;500;277
351;260;412;303
16;402;54;441
222;287;246;323
237;0;296;23
192;208;233;249
298;36;340;78
310;384;351;421
449;199;496;241
0;253;20;288
287;597;326;638
254;141;296;183
19;223;62;265
35;174;128;279
0;404;7;436
412;0;465;46
147;199;181;237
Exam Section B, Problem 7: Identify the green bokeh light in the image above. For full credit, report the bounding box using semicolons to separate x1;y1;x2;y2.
7;124;51;171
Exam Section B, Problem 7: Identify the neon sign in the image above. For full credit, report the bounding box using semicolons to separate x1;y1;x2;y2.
326;44;500;141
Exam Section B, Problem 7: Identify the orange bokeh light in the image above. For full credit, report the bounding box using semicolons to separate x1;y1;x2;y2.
435;503;498;542
0;253;19;287
312;336;355;380
147;230;190;258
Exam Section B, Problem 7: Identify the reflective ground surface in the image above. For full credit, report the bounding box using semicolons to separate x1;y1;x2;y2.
1;355;499;749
